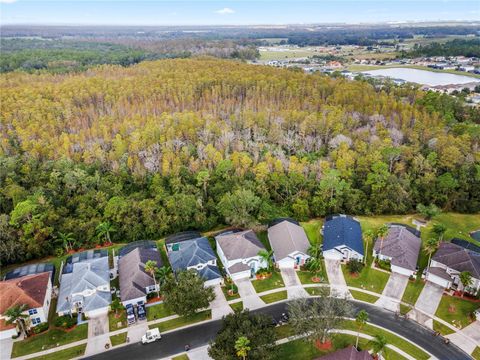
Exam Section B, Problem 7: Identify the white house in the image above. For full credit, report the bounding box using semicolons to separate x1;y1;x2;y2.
215;230;267;280
426;242;480;294
373;224;421;277
0;272;52;339
268;219;311;269
322;215;364;261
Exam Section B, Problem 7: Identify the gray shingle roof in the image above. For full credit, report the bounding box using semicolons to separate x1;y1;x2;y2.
215;230;265;261
428;267;453;281
228;262;250;274
268;220;310;261
118;247;162;302
432;242;480;279
374;225;421;271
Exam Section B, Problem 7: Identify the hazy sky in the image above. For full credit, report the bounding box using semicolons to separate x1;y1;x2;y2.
1;1;479;26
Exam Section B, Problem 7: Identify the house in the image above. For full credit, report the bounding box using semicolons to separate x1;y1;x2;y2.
268;218;311;268
426;242;480;294
0;272;52;340
315;345;373;360
215;230;267;280
373;224;421;277
322;215;364;261
4;263;55;283
118;246;163;307
57;250;111;317
166;232;222;286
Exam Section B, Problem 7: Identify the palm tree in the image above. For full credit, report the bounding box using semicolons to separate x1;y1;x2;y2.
155;266;172;288
95;221;116;245
307;243;322;276
258;249;274;272
363;229;375;264
459;271;473;297
110;298;122;316
370;334;388;359
432;223;447;242
235;336;251;360
424;238;439;276
355;310;368;348
5;304;29;338
145;260;160;298
376;225;389;256
57;232;75;253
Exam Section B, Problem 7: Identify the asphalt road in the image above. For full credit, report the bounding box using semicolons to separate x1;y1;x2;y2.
85;301;471;360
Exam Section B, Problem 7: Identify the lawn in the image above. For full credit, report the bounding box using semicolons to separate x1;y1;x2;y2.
172;355;190;360
275;324;295;340
350;290;379;303
110;332;128;347
472;347;480;360
146;302;175;321
433;320;455;336
305;286;330;296
148;310;211;332
11;324;88;358
401;278;425;305
300;220;323;245
341;265;390;294
341;320;430;360
252;271;285;293
222;283;241;300
28;344;86;360
108;309;127;331
400;304;411;315
230;301;243;312
435;295;479;328
260;290;288;304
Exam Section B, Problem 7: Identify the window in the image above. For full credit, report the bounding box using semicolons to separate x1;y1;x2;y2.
28;309;38;315
31;318;41;325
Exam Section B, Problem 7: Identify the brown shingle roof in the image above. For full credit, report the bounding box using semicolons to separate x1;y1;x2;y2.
216;230;265;261
0;272;50;314
315;346;373;360
268;220;310;261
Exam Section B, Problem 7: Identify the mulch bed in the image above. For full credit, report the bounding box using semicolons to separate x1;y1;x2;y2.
315;339;332;350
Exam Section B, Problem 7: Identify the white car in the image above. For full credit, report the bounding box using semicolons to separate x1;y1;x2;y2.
141;328;161;344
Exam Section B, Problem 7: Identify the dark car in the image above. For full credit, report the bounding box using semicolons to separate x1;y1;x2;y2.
126;304;136;325
137;302;146;321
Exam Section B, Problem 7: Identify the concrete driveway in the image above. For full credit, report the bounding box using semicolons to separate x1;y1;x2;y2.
210;284;233;319
280;268;308;299
462;320;480;343
235;278;264;310
0;338;13;360
375;272;408;312
409;281;444;326
85;311;110;356
324;259;351;299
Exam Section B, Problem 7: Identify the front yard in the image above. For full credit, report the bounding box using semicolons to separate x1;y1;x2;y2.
148;310;211;332
146;302;175;321
349;289;379;303
11;323;88;358
260;290;288;304
230;301;243;312
110;332;128;346
401;278;425;305
108;309;127;331
28;344;86;360
251;271;285;293
221;282;241;300
435;295;479;328
341;265;390;294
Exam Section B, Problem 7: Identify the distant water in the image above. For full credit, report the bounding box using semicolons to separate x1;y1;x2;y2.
362;68;479;86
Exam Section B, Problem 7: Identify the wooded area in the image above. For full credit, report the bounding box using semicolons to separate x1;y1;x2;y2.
1;58;479;265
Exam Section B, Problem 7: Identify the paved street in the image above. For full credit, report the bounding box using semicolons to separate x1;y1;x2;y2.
375;272;409;312
85;301;471;360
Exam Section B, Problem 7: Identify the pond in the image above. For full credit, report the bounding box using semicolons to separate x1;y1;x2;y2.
471;230;480;241
362;68;480;86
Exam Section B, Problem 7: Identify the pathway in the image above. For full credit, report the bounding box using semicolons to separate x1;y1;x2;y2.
280;268;308;299
324;259;352;299
234;278;264;310
409;281;444;327
210;284;233;319
446;320;480;355
375;272;409;312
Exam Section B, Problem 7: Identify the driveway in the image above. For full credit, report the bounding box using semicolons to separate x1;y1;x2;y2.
375;272;408;312
85;311;110;356
0;338;13;360
409;281;444;326
210;284;233;319
235;278;264;310
280;268;308;299
324;259;351;299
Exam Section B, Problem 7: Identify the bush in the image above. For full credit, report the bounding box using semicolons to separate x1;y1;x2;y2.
375;258;391;271
54;315;77;328
32;322;49;334
346;259;364;274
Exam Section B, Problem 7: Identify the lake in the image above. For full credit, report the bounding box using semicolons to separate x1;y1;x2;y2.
362;68;480;86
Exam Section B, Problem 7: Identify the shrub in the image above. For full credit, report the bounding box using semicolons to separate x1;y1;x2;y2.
346;259;364;274
32;322;49;334
375;258;391;271
54;315;77;328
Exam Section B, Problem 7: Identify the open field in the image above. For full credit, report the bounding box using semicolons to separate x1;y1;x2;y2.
348;64;480;79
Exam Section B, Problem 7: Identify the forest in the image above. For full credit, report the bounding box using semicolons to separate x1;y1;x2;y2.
1;58;479;266
401;38;480;58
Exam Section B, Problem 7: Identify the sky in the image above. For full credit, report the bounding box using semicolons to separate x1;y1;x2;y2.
1;0;479;26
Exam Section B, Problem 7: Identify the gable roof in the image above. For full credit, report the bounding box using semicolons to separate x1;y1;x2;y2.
373;225;421;271
216;230;265;261
432;242;480;279
168;237;217;270
0;272;50;314
315;346;373;360
57;255;111;313
323;215;364;255
268;219;310;261
118;247;163;302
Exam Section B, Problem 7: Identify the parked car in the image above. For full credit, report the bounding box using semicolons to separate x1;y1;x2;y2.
126;304;136;325
137;302;146;321
142;328;161;344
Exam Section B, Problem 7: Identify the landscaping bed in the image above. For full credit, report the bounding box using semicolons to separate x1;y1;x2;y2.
146;302;175;321
148;310;211;332
221;282;240;300
341;265;390;294
349;289;379;303
260;290;288;304
251;271;285;293
110;332;128;347
435;295;479;328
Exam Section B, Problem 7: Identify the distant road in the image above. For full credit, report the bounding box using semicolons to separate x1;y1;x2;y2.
85;301;471;360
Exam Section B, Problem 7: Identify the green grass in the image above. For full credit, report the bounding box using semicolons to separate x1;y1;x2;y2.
433;320;455;335
222;283;240;300
11;324;88;358
400;304;411;315
341;265;390;294
230;301;243;312
275;324;295;340
252;271;285;293
108;309;127;331
259;49;317;61
260;290;288;304
472;347;480;360
305;286;330;296
172;355;190;360
146;302;175;321
350;289;379;303
28;344;86;360
435;295;479;328
301;220;323;245
148;310;211;332
256;231;272;251
401;278;425;305
297;270;327;284
341;320;430;360
110;332;128;347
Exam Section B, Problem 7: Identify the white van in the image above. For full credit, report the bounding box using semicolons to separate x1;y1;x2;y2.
141;328;161;344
